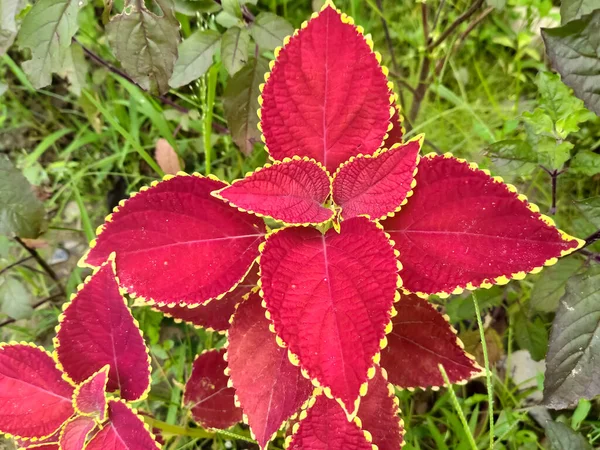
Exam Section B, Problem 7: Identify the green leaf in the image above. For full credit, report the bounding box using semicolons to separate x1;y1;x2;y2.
169;29;220;89
0;155;46;238
221;26;250;76
250;12;293;51
560;0;600;24
0;276;33;320
530;257;584;313
513;309;548;361
174;0;220;16
486;139;539;163
570;150;600;176
542;11;600;116
446;287;504;323
486;0;506;10
0;0;25;56
571;399;591;430
543;267;600;409
221;0;242;18
546;421;593;450
106;0;180;94
223;56;269;156
16;0;87;89
574;196;600;228
59;44;88;96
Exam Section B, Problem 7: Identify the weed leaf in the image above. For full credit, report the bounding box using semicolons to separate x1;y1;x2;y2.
221;26;250;76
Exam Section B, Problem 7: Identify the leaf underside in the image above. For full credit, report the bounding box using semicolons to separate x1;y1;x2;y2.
59;416;96;450
74;366;109;420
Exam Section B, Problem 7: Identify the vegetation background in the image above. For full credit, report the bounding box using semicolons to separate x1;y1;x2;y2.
0;0;599;448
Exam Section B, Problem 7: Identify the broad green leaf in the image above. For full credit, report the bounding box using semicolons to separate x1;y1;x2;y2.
222;0;242;18
574;196;600;228
16;0;87;89
0;155;46;238
560;0;600;24
250;12;293;51
513;310;549;361
59;44;88;96
530;257;584;313
546;421;593;450
169;29;220;89
543;267;600;409
106;0;180;94
0;0;25;56
174;0;220;17
571;399;591;430
486;140;537;178
446;287;503;323
223;56;269;156
570;150;600;176
221;26;250;76
0;276;33;320
542;11;600;116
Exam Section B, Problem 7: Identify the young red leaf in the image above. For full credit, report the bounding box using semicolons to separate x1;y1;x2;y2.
226;291;313;448
259;216;399;416
82;174;266;306
184;349;242;430
213;158;333;226
357;366;404;450
55;260;151;402
381;292;482;388
19;445;59;450
287;394;372;450
382;154;583;296
0;344;74;440
332;138;421;220
383;98;405;149
152;264;259;332
15;431;60;449
58;416;96;450
73;365;109;420
85;400;160;450
259;5;392;172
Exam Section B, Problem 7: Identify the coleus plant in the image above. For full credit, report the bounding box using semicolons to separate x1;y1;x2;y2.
1;1;585;450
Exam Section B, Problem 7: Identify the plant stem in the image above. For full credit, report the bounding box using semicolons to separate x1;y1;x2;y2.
0;256;34;277
473;293;494;450
144;417;256;444
203;64;220;175
426;0;484;51
14;237;65;295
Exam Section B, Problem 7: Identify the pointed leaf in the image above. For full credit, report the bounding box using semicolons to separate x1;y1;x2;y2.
530;257;584;313
169;29;220;88
214;158;333;225
544;267;600;409
184;349;242;429
55;261;151;402
382;154;583;296
0;0;26;56
16;0;86;89
224;57;270;156
250;12;293;51
155;138;182;175
221;26;250;76
546;421;593;450
82;174;266;306
106;0;180;94
85;400;160;450
259;5;392;172
381;293;482;388
0;344;74;439
153;263;258;331
73;365;109;420
0;276;34;320
332;138;421;220
560;0;600;23
227;291;313;448
260;217;399;415
287;395;371;450
357;366;404;450
58;416;96;450
382;99;405;149
15;431;60;449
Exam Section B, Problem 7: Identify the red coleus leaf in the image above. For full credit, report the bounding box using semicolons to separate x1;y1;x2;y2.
383;97;405;149
357;366;404;450
213;158;333;226
226;291;313;448
259;5;393;172
15;431;60;450
73;365;109;421
332;137;422;220
0;344;74;440
383;154;584;296
287;394;371;450
58;416;96;450
152;263;259;332
19;445;59;450
259;216;399;416
55;260;151;402
381;292;482;388
85;400;160;450
184;349;242;430
82;174;265;306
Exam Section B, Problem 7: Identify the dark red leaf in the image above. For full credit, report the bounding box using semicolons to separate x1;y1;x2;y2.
381;292;482;388
73;365;109;420
332;137;421;220
287;394;372;450
15;431;60;449
19;445;59;450
259;5;393;172
184;349;242;429
55;260;151;402
58;416;96;450
85;400;160;450
383;97;405;149
383;154;584;296
227;291;313;448
214;158;333;226
82;174;266;306
0;344;74;439
259;217;399;416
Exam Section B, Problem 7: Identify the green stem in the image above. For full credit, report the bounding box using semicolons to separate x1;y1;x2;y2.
203;64;220;175
144;418;257;444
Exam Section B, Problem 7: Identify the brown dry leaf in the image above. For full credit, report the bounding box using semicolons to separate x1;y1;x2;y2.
460;328;504;367
155;138;182;175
